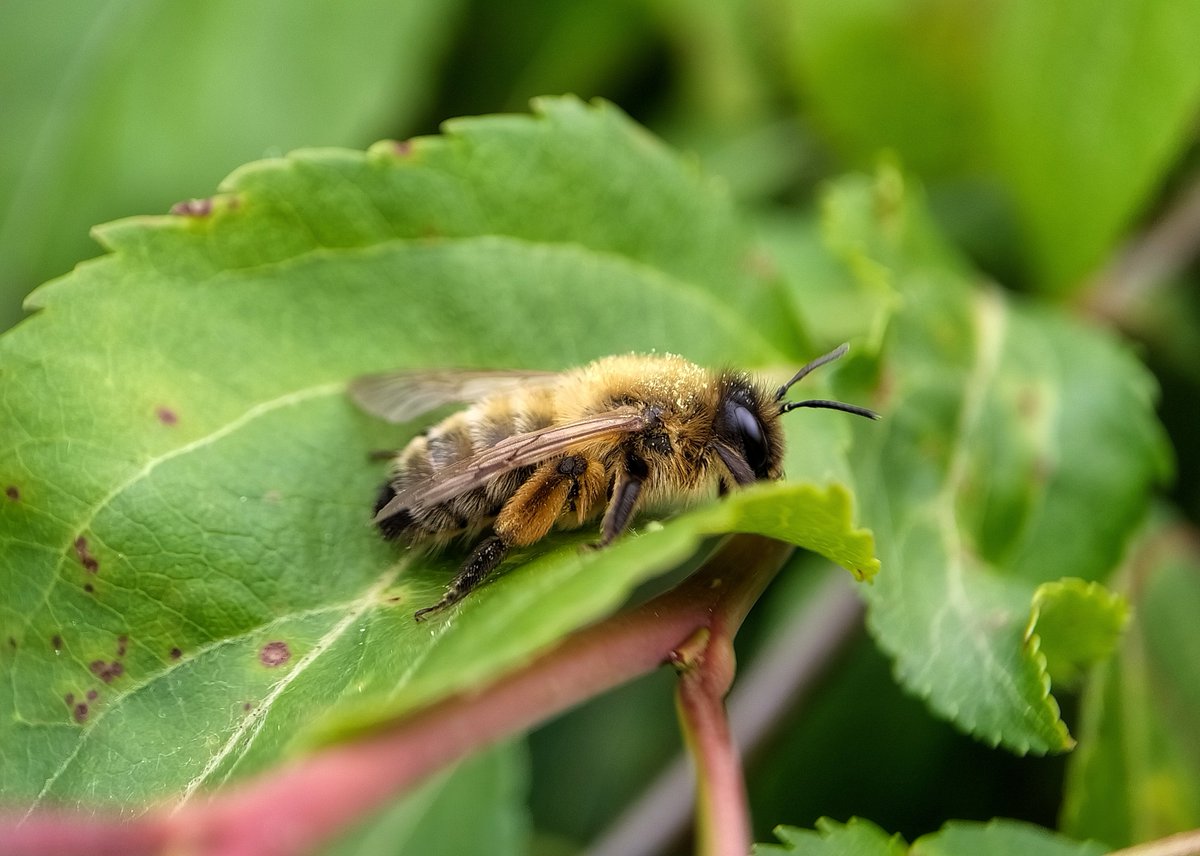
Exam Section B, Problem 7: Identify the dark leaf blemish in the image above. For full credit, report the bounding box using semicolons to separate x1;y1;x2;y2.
7;637;15;649
73;703;89;723
83;583;95;594
74;537;99;573
393;139;413;156
155;406;178;426
170;197;213;217
243;702;253;712
51;635;63;651
90;660;124;683
86;689;98;701
170;647;182;660
116;635;128;657
5;485;18;501
64;693;74;706
259;641;291;667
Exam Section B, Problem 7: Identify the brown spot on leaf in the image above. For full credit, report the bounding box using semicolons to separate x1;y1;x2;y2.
83;583;95;594
7;637;15;649
170;197;213;217
116;635;128;657
259;641;290;667
86;689;98;701
243;702;253;712
64;693;74;706
73;703;89;723
169;647;182;660
5;485;18;501
74;537;99;573
741;248;778;281
1017;387;1042;420
393;139;413;156
155;406;179;426
89;660;124;683
51;635;63;651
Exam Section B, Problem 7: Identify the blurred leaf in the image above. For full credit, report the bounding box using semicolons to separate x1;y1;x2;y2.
912;819;1106;856
1025;579;1129;688
0;97;876;808
0;0;464;329
758;818;1106;856
756;817;905;855
753;209;898;354
822;168;1170;753
780;0;1200;293
322;741;528;856
436;0;655;117
1061;522;1200;847
745;622;1068;843
984;0;1200;291
781;0;988;177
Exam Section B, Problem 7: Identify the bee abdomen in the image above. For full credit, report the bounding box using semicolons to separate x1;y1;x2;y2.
374;481;413;541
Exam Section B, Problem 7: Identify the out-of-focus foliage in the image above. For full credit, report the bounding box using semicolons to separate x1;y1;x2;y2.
2;2;1199;855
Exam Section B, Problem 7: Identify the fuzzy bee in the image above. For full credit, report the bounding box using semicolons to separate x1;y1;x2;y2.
351;344;877;620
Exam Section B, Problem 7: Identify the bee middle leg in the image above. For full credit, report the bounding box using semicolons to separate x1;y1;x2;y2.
413;455;594;620
597;452;648;548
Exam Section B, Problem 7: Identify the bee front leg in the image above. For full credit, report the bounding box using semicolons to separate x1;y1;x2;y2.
597;452;648;548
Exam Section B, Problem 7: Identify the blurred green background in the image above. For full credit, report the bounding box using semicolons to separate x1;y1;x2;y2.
3;1;1199;852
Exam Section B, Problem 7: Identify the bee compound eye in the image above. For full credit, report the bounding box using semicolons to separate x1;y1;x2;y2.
733;405;769;478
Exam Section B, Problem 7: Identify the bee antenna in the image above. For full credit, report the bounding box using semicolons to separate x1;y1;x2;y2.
779;399;879;420
774;343;851;402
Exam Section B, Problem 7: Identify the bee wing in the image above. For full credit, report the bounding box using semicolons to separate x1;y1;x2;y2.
373;410;648;523
350;369;558;423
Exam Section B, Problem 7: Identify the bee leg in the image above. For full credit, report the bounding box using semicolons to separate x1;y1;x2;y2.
414;455;591;620
597;453;648;548
414;534;509;621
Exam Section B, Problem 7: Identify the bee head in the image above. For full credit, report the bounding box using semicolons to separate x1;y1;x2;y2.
713;344;878;486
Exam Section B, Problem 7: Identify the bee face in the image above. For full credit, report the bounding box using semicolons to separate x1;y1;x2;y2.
711;376;784;485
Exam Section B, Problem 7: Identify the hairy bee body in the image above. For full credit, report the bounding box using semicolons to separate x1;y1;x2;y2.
353;347;874;619
376;354;758;547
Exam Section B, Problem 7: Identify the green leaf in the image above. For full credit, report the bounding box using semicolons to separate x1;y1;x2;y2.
983;0;1200;291
913;820;1107;856
321;481;878;740
0;97;876;807
759;818;1107;856
756;817;906;856
1061;520;1200;847
824;168;1170;753
780;0;1200;293
321;741;528;856
0;0;465;329
1025;579;1129;688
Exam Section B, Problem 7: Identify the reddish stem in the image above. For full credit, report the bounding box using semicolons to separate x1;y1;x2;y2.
672;537;790;856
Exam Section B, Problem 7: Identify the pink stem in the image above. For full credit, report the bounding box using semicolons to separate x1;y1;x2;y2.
672;537;791;856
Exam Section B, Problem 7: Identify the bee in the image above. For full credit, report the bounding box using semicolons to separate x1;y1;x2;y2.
351;344;877;620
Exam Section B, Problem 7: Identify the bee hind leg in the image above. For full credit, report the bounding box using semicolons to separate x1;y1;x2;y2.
413;454;596;620
414;534;509;621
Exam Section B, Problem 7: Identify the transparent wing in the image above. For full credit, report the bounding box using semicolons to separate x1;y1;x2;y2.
373;410;647;522
349;368;558;423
